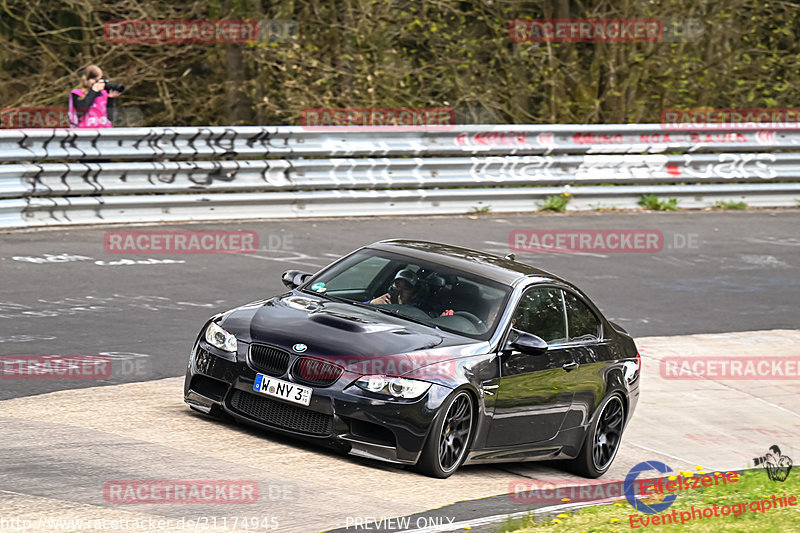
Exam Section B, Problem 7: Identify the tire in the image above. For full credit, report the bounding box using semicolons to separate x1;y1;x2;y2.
567;393;626;478
415;390;474;478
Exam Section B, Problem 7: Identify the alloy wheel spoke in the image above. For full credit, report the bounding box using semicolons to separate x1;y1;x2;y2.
593;399;623;470
607;411;623;427
451;400;465;418
439;394;472;470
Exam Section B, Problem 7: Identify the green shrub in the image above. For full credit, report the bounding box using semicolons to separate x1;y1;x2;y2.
540;193;571;213
638;194;679;211
715;200;748;210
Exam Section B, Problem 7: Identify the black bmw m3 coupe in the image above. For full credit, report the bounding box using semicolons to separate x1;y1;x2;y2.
184;240;640;478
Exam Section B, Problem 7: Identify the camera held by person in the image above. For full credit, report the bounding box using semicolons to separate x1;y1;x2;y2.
101;78;125;94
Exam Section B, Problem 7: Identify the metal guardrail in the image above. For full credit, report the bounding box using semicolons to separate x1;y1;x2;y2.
2;125;800;162
1;153;796;198
0;124;798;228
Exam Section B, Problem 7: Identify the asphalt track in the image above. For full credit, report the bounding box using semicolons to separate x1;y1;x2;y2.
1;209;799;532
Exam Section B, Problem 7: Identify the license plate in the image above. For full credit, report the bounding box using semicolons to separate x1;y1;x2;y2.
253;374;312;406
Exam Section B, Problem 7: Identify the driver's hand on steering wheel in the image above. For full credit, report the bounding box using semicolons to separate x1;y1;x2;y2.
369;293;391;305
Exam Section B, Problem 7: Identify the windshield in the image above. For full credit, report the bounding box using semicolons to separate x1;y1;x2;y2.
302;248;511;341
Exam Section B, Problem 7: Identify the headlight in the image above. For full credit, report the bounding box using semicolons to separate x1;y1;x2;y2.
204;322;238;353
355;375;431;400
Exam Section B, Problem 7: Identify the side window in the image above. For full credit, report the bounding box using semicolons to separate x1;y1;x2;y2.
511;287;567;344
564;291;600;341
324;256;392;291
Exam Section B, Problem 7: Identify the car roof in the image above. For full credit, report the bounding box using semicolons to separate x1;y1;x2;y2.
368;239;567;287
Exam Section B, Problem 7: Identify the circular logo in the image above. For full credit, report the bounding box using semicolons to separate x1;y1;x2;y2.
624;460;677;514
292;343;307;353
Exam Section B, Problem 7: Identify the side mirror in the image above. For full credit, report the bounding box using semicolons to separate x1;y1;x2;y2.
506;329;548;355
281;269;313;289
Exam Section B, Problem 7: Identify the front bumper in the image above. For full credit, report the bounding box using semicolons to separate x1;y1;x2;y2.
184;340;451;465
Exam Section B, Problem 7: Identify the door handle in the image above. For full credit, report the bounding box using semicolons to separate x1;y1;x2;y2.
562;362;579;372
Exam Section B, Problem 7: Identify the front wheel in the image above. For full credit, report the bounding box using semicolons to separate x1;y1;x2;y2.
416;390;474;478
567;393;625;478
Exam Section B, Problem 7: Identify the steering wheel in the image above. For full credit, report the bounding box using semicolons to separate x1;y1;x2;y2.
453;311;485;329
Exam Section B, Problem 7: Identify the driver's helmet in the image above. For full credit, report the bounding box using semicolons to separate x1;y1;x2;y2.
393;268;418;288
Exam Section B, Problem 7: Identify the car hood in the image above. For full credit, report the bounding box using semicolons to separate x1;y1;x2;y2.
220;292;481;358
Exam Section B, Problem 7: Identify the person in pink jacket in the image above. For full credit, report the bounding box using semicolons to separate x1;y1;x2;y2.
68;64;121;128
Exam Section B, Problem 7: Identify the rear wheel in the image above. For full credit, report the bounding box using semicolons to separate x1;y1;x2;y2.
568;393;625;478
416;390;474;478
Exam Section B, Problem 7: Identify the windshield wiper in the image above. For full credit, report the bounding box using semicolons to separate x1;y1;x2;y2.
300;289;441;330
301;290;378;310
307;291;352;305
367;305;442;330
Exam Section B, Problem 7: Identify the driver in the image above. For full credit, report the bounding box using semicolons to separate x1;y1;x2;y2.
369;269;423;307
